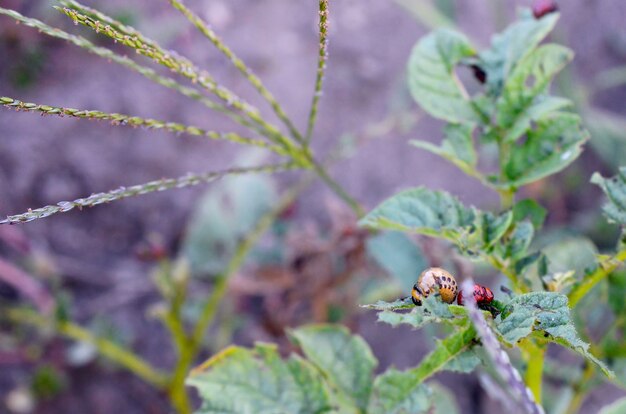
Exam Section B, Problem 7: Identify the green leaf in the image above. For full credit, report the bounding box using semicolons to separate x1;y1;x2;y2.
410;124;477;174
498;113;588;188
513;199;547;230
407;29;480;123
359;187;476;241
405;325;477;384
514;251;543;276
608;270;626;316
429;383;460;414
443;349;481;373
366;232;427;292
505;221;534;260
369;325;476;413
372;296;460;329
440;124;477;166
479;10;559;96
498;44;574;142
591;167;626;226
360;187;513;255
542;236;598;279
479;211;514;250
368;369;433;414
496;292;613;377
187;343;333;414
361;297;415;311
289;325;377;412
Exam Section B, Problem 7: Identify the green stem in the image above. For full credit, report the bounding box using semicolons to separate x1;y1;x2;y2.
189;175;314;356
497;137;515;210
568;248;626;307
485;255;526;293
168;345;194;414
521;339;545;404
155;262;193;414
4;308;168;389
498;188;515;210
310;157;365;218
407;325;476;385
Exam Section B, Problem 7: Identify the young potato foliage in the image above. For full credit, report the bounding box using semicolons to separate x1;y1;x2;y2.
359;7;622;413
189;8;623;414
188;325;462;414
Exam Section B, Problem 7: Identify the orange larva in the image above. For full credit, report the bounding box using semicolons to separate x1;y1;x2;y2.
411;267;458;306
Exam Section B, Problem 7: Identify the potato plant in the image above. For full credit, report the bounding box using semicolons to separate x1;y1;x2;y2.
186;8;626;414
2;2;626;414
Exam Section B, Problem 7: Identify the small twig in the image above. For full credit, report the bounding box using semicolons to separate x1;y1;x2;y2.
305;0;330;143
0;163;298;225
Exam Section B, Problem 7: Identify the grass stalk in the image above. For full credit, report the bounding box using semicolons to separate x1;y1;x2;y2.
57;7;294;151
0;97;285;154
305;0;330;143
0;163;298;225
0;7;261;133
167;0;304;143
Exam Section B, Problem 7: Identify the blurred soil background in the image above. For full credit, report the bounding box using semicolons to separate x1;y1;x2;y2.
1;0;626;412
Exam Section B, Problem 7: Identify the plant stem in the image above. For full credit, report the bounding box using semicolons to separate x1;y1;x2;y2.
310;157;365;218
498;188;515;210
168;344;194;414
186;175;316;366
497;134;515;210
485;255;526;293
521;339;545;404
4;308;168;388
407;324;476;385
568;248;626;307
